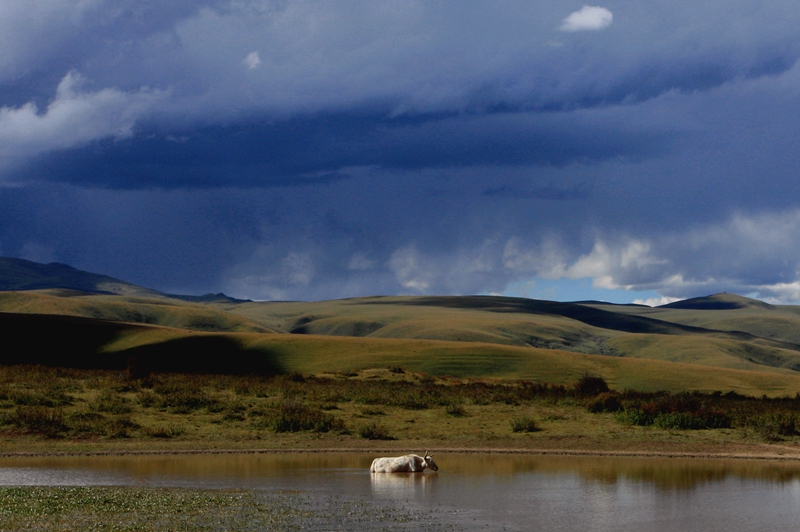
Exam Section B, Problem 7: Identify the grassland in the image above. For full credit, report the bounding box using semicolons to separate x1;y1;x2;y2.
6;286;800;460
9;308;800;397
11;290;800;381
2;365;800;459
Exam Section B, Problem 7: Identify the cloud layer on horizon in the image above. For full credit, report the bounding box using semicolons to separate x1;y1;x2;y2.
2;1;800;304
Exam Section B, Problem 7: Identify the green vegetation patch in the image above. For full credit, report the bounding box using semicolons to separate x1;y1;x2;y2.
0;486;460;531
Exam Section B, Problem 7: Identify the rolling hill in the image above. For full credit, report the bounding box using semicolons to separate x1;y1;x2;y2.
5;257;800;395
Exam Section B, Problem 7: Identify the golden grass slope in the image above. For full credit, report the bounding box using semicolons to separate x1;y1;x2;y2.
220;296;623;353
585;293;800;345
0;290;271;333
96;326;800;397
7;289;800;392
606;334;800;372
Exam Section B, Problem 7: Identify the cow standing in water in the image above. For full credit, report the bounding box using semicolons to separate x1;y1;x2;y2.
370;451;438;473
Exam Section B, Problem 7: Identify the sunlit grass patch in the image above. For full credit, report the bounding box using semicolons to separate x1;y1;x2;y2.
510;416;539;433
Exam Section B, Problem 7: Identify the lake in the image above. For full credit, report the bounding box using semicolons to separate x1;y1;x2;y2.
1;452;800;531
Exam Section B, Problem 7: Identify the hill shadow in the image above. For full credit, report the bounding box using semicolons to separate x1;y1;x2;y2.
0;312;282;376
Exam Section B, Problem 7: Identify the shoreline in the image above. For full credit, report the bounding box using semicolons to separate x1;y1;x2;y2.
4;446;800;461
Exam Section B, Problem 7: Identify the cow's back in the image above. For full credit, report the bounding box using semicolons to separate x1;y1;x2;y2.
371;457;402;472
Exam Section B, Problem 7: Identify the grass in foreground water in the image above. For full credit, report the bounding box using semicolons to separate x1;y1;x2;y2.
0;486;461;531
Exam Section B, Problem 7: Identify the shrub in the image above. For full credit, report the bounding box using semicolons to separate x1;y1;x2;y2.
9;406;65;437
153;385;219;414
746;413;798;441
616;408;653;426
510;416;538;433
106;415;138;438
574;374;609;397
615;397;731;430
398;396;430;410
284;372;306;383
446;403;466;417
586;392;622;413
142;424;185;438
136;391;158;408
654;412;705;430
267;402;343;433
91;390;132;414
358;422;394;440
67;411;106;428
8;388;73;408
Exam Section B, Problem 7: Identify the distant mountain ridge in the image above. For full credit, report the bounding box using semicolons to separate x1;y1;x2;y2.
659;293;774;310
0;257;245;303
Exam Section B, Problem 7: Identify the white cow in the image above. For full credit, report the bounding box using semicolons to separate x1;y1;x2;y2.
370;451;439;473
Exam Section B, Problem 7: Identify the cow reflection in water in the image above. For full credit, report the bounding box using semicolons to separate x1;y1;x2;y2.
370;468;438;498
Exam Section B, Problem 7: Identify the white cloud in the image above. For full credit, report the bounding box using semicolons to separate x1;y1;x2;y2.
282;252;314;286
347;252;375;271
633;296;683;307
502;237;568;278
388;246;431;292
0;71;163;167
756;282;800;304
222;248;317;301
243;51;261;70
560;5;613;32
565;240;666;288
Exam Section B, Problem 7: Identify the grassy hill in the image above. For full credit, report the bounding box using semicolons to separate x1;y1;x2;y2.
5;310;800;397
0;290;271;333
586;294;800;346
7;258;800;395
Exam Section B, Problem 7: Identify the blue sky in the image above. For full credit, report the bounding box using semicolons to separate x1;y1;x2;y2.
2;1;800;304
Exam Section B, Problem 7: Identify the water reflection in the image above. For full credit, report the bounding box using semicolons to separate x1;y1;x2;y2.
370;472;438;499
3;453;800;491
2;453;800;530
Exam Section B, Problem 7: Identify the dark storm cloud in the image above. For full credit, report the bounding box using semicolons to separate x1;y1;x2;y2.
4;1;800;178
14;109;674;189
4;2;800;302
483;182;592;201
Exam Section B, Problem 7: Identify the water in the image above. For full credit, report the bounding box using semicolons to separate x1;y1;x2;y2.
1;452;800;531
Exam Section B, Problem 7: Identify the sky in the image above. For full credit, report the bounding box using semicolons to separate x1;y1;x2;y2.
2;1;800;304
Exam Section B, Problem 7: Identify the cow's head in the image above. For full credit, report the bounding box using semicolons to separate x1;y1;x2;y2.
424;451;439;471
